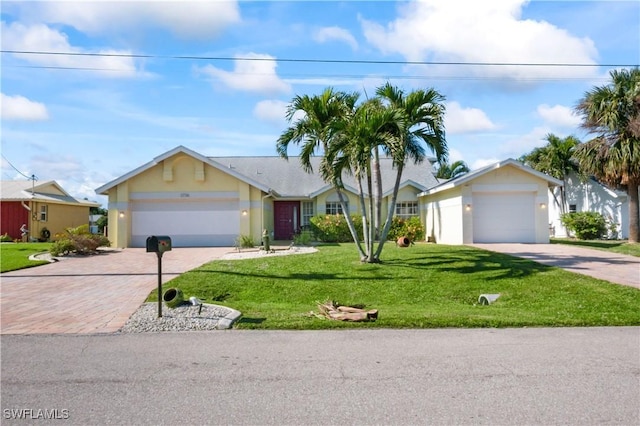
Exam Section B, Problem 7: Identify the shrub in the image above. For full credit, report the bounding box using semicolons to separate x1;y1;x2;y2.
387;216;425;243
560;212;607;240
50;224;111;256
310;214;363;242
235;234;255;249
293;229;314;246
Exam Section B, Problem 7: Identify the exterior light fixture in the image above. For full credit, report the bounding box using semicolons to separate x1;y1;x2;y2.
540;203;547;209
118;211;125;218
465;204;472;211
242;210;248;216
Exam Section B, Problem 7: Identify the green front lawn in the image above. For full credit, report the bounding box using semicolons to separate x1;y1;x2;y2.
551;238;640;257
0;242;52;272
149;243;640;329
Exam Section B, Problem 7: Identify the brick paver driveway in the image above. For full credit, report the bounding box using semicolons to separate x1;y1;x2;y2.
0;247;229;334
472;243;640;289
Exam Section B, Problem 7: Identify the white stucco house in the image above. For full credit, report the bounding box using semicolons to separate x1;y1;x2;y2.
548;172;630;239
419;159;563;244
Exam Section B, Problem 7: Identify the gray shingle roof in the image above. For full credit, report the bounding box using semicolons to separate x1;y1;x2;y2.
209;156;440;198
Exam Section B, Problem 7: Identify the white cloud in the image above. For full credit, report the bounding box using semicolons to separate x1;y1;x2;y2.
253;100;288;125
1;93;49;121
537;104;581;128
445;101;497;134
471;157;501;170
447;148;465;164
314;26;358;50
198;53;291;95
360;0;599;81
500;126;551;158
9;1;240;39
1;22;140;78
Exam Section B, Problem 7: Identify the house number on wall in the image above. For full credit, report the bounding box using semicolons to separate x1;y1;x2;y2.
180;193;190;198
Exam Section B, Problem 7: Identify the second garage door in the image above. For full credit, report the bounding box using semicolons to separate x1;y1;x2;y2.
131;200;239;247
472;192;535;243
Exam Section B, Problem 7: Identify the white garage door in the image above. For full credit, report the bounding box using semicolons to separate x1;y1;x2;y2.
131;200;239;247
472;192;535;243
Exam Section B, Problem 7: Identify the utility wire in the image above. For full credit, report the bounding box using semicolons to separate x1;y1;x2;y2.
1;153;37;181
2;49;638;68
1;64;614;81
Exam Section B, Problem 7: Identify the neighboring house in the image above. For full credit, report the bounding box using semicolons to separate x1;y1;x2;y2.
418;159;563;244
0;180;100;241
548;172;630;239
95;145;440;248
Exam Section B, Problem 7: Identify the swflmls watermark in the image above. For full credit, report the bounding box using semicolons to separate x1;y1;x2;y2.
3;408;70;420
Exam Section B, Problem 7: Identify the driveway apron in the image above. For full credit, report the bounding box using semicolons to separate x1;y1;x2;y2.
0;247;229;334
471;243;640;289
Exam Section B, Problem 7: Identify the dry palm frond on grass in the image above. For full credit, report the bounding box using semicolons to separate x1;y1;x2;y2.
314;300;378;322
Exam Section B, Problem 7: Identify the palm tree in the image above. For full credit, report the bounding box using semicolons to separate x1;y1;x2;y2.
276;88;368;258
519;133;581;215
435;160;470;180
373;82;447;260
325;98;405;262
574;68;640;243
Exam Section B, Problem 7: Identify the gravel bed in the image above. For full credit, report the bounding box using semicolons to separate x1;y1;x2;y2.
121;247;316;332
120;302;235;332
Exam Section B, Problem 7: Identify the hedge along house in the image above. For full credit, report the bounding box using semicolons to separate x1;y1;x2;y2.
0;180;99;241
419;159;563;244
96;145;440;248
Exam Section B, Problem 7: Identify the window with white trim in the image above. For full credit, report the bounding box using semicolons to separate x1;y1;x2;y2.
569;204;577;213
39;205;48;222
395;201;418;219
326;201;346;215
302;201;314;227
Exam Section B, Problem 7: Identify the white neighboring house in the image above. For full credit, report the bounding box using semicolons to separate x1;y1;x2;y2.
548;171;629;239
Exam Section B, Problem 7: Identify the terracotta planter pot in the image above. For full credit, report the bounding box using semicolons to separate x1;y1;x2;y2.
397;236;410;247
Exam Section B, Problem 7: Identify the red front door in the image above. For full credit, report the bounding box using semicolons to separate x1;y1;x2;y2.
274;201;299;240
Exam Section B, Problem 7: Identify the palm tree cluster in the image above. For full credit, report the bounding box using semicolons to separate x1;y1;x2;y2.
277;83;448;263
519;134;581;216
520;68;639;243
574;68;640;243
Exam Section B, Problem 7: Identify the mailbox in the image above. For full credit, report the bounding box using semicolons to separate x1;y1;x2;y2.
146;235;172;254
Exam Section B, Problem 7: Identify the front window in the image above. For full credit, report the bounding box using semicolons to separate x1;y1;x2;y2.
395;201;418;219
569;204;577;213
302;201;314;227
326;201;346;215
39;205;48;222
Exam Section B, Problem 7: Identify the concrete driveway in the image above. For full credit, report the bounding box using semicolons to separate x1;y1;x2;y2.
472;243;640;289
0;247;230;334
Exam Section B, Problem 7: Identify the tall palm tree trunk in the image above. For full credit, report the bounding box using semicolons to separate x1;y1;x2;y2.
373;147;382;239
628;180;639;243
373;162;405;261
336;187;367;259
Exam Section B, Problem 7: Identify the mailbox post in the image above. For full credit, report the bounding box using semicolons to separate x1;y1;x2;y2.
146;236;172;318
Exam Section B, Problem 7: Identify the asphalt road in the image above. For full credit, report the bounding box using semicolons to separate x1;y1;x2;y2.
1;328;639;425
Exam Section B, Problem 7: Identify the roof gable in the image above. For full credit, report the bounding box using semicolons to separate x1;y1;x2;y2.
419;158;563;197
96;145;270;195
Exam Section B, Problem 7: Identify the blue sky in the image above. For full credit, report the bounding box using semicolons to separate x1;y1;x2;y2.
1;0;639;207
